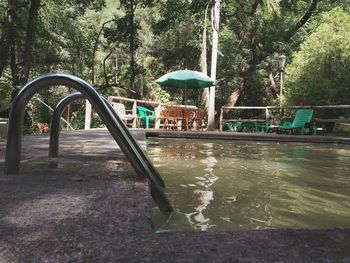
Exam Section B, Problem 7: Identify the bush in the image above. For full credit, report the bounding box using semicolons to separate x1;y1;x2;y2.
285;8;350;108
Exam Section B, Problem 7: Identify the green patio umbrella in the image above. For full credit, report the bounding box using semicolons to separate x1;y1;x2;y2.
155;70;214;105
155;70;214;89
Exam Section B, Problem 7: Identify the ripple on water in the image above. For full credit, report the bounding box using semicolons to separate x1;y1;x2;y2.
148;138;350;231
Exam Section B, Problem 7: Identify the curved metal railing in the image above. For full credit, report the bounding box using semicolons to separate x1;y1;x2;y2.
5;73;172;212
49;92;84;158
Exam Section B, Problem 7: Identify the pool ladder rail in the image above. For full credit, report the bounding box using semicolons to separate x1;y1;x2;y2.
4;73;172;213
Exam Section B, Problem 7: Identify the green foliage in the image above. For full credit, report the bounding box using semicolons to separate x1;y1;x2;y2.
2;0;350;133
147;83;171;103
0;81;12;107
71;109;105;130
103;0;156;93
70;104;86;130
59;0;106;15
215;0;350;107
262;0;281;16
152;0;205;71
285;8;350;107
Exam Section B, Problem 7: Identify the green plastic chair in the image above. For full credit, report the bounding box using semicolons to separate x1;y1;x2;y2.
137;106;156;128
274;109;314;135
225;122;242;131
240;121;268;133
225;121;267;133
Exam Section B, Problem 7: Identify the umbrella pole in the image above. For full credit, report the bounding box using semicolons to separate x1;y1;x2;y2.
185;85;187;130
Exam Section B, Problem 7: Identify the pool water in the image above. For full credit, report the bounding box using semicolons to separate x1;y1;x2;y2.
147;138;350;231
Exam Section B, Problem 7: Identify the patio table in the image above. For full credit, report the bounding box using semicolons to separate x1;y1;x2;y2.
157;105;198;130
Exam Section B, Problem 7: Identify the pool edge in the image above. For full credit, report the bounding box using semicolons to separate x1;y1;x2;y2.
145;130;350;145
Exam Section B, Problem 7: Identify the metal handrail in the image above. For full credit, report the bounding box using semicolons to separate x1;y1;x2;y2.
49;92;165;187
49;92;84;158
5;73;172;212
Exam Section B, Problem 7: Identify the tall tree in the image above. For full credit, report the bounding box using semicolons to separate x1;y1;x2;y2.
0;1;11;78
207;0;220;130
4;0;42;97
104;0;154;96
152;0;211;106
225;0;319;107
0;0;106;96
20;0;41;84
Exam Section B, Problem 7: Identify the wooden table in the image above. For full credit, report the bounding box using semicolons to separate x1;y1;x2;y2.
156;105;204;131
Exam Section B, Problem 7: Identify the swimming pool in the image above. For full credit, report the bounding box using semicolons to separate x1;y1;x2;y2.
147;138;350;231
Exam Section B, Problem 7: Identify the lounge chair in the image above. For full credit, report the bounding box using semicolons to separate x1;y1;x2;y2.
111;102;136;126
137;106;156;129
270;109;314;135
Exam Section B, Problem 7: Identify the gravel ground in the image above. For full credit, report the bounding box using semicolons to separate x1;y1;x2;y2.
0;129;350;262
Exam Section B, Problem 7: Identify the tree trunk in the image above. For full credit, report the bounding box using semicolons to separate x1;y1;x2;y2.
200;2;210;109
20;0;41;83
8;0;19;99
5;0;41;99
207;0;220;130
103;50;113;87
227;79;245;106
91;19;114;85
268;72;278;93
129;0;136;93
10;42;20;100
0;4;11;78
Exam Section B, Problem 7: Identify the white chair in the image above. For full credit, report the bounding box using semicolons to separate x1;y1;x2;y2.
110;102;136;127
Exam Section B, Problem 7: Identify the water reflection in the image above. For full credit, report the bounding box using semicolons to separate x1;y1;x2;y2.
148;139;350;231
184;143;219;231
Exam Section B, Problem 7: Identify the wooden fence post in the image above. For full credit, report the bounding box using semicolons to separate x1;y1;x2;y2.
132;101;137;128
219;107;224;131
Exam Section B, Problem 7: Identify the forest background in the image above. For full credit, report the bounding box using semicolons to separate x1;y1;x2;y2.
0;0;350;132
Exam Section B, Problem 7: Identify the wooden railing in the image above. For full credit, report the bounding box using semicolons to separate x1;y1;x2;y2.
0;118;8;138
219;105;350;131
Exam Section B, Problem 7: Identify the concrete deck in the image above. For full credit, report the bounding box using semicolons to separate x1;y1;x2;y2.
1;129;350;262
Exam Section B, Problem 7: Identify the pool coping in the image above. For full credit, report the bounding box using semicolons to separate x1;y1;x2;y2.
145;130;350;145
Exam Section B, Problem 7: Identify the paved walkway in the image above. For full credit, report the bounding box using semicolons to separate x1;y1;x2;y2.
1;129;350;262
